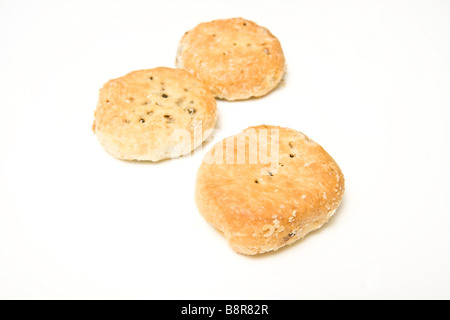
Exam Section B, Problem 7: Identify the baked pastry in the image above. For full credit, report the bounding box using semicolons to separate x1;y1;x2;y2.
93;67;217;161
176;18;286;101
195;125;345;255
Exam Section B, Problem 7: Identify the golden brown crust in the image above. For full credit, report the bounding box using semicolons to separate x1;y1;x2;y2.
195;125;345;255
176;18;286;101
93;67;217;161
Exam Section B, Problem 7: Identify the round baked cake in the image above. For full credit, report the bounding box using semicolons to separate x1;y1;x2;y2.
195;125;345;255
176;18;286;101
93;67;217;161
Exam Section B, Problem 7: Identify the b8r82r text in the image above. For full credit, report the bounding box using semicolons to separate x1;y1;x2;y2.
225;305;268;315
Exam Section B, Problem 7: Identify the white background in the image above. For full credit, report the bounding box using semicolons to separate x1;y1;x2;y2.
0;0;449;300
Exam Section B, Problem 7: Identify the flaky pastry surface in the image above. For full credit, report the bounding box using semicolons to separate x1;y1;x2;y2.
176;18;286;101
93;67;217;161
195;125;345;255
